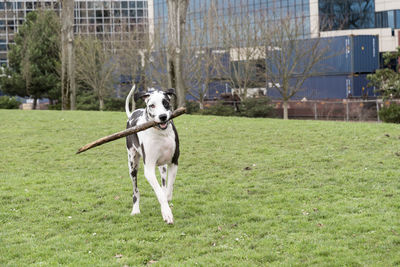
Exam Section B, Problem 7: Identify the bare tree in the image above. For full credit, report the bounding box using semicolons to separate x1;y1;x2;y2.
220;3;266;100
183;6;228;109
113;21;148;110
60;0;75;110
166;0;189;108
74;36;117;111
262;15;331;119
141;26;170;90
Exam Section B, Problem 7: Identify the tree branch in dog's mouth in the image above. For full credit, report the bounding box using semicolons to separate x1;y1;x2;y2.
76;107;186;154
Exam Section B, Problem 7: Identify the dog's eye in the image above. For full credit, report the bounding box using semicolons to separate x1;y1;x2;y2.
162;99;170;109
150;104;155;109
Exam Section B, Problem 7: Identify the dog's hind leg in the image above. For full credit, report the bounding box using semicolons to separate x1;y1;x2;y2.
128;149;141;215
166;164;178;202
158;165;168;198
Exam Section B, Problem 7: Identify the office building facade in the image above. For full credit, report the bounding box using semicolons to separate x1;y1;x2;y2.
152;0;400;53
0;0;153;66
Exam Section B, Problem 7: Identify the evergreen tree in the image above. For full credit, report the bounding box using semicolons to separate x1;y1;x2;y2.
0;10;60;108
367;47;400;99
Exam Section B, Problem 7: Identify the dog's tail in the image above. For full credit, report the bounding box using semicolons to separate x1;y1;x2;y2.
125;84;136;118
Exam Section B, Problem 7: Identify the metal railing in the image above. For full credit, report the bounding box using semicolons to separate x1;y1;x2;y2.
271;99;400;122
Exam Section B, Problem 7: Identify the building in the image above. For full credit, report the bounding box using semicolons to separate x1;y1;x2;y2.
152;0;400;53
153;0;312;45
0;0;153;66
151;0;400;100
317;0;400;53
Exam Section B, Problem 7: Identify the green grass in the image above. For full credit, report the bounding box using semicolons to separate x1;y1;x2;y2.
1;109;400;266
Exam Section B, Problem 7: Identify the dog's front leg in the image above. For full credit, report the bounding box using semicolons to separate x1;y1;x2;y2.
144;164;173;224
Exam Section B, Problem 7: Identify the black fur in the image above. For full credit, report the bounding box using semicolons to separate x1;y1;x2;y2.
126;109;143;149
171;122;180;165
141;143;146;164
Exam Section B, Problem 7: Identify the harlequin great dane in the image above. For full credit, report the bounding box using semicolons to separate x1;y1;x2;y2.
125;85;179;224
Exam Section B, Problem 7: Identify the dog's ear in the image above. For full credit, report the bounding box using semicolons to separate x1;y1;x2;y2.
134;91;150;102
164;88;176;99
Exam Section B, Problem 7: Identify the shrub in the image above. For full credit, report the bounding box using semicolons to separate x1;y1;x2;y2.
185;100;200;114
76;92;99;110
379;103;400;123
201;101;236;116
0;96;21;109
48;102;62;110
104;98;125;111
239;97;275;118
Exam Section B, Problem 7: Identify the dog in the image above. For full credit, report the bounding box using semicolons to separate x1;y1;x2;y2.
125;85;179;224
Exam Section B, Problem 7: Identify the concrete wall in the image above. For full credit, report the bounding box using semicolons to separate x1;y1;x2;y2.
320;28;398;52
375;0;400;12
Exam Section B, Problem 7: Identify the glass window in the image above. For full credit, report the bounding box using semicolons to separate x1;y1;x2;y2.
0;3;4;10
129;1;136;8
388;10;395;29
137;1;144;8
319;0;375;31
396;10;400;29
121;1;128;8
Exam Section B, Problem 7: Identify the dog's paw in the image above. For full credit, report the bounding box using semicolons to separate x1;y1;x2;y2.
167;193;173;202
130;208;141;216
161;204;174;224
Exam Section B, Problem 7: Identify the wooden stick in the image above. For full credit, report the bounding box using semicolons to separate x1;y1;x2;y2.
76;107;186;154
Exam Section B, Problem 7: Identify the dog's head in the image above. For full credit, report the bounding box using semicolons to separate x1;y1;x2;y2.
135;89;176;130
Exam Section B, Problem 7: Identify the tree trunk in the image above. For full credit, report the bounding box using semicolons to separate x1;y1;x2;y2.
283;100;289;120
166;0;189;108
61;0;75;110
99;97;105;111
33;98;37;110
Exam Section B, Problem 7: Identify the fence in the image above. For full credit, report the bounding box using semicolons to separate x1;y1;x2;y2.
272;99;400;122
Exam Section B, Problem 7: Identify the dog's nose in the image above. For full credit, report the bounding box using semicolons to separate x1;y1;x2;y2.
159;114;168;122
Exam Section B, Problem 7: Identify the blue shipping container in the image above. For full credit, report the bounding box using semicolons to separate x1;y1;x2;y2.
318;35;379;74
186;81;231;101
267;74;376;100
266;35;379;76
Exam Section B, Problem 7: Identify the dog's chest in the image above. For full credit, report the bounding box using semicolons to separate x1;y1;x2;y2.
155;134;176;166
141;128;176;166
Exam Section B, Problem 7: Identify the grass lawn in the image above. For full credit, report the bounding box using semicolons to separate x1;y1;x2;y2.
1;109;400;266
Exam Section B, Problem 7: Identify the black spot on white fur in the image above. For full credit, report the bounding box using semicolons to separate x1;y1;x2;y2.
126;109;143;149
171;122;180;165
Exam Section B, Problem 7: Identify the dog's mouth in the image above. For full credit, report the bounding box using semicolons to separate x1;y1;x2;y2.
157;122;169;130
